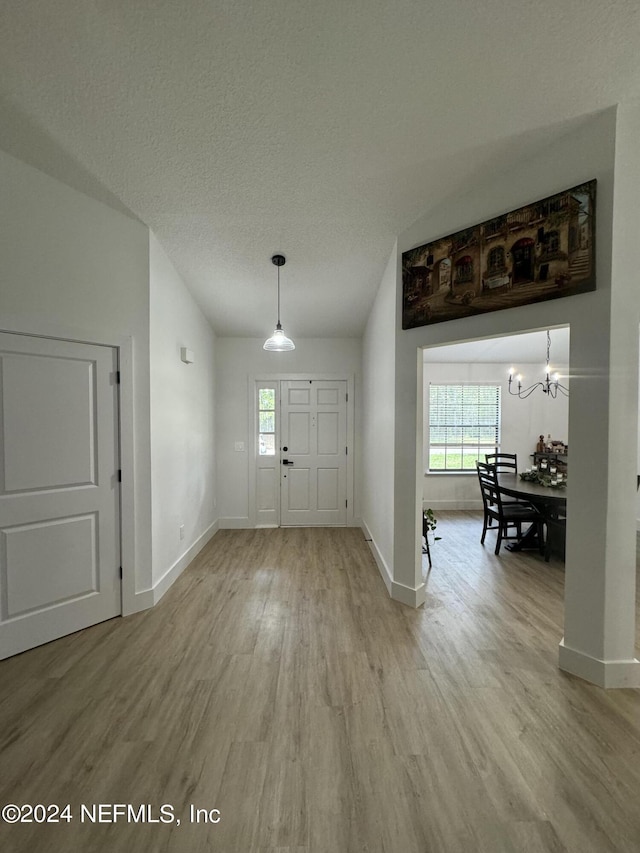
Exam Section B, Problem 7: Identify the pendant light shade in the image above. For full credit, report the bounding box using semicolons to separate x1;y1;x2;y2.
263;254;295;351
263;323;295;352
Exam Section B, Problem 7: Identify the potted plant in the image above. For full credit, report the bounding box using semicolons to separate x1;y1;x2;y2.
422;507;441;569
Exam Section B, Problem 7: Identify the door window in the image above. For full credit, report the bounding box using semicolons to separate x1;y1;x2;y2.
258;387;276;456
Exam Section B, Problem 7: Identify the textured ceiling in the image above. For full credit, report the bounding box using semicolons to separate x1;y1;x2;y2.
423;328;570;364
1;1;640;337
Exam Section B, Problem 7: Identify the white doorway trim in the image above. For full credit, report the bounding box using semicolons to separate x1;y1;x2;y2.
248;373;355;528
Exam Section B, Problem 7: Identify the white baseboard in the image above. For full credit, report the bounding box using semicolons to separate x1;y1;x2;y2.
225;517;362;530
151;519;220;606
219;516;252;529
361;520;426;608
128;588;155;615
423;500;483;511
361;520;392;594
391;580;426;609
558;639;640;688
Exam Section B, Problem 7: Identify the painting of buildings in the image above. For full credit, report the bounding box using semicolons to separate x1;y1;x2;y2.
402;180;596;329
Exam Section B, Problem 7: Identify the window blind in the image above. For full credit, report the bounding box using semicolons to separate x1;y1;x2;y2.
428;384;501;471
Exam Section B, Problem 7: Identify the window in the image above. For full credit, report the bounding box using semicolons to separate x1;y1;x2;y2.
484;217;505;238
455;256;474;283
488;246;506;274
258;387;276;455
544;230;560;254
428;384;501;471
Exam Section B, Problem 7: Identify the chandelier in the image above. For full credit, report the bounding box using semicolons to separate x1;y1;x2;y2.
508;331;569;399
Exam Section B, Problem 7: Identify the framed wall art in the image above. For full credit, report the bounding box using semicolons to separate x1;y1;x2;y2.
402;180;596;329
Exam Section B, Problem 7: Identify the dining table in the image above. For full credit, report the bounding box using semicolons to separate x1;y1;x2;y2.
497;472;567;552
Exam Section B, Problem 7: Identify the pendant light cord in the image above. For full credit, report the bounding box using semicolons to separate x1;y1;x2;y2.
264;254;294;350
277;263;281;326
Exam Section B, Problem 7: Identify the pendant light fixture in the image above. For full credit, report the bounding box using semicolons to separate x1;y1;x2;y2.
508;330;569;399
263;254;295;351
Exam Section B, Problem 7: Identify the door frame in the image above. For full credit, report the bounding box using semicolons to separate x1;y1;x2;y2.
248;373;355;528
0;324;136;617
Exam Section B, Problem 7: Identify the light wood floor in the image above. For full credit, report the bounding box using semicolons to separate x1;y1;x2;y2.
1;514;639;853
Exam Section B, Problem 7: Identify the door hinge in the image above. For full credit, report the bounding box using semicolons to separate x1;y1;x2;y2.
346;392;348;402
116;370;121;384
345;499;348;508
119;566;123;579
346;446;348;455
117;469;122;482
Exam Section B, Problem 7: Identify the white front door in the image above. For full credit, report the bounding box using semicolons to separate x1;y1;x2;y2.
280;380;347;526
0;333;121;660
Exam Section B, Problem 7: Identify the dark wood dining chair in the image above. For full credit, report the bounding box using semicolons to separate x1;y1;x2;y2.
476;461;544;555
484;452;525;512
485;452;518;473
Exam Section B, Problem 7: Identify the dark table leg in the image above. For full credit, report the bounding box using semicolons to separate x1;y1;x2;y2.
505;498;564;554
505;523;541;552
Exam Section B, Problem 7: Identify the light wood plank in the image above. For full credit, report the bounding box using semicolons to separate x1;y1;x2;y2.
0;518;639;852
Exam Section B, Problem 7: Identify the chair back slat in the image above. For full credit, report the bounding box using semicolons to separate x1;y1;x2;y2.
476;460;505;510
485;452;517;474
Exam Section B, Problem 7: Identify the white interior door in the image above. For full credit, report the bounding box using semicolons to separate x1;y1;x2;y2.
280;380;347;526
0;333;121;660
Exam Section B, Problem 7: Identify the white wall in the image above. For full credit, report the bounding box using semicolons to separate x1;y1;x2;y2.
0;147;153;603
394;108;617;602
361;247;397;589
216;337;362;525
637;341;640;529
149;233;217;595
391;105;640;685
422;361;569;509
